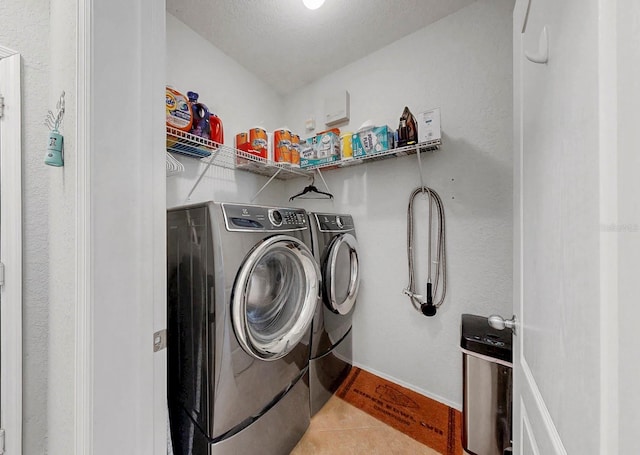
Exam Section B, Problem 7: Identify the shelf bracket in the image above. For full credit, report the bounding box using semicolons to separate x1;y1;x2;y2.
250;168;283;202
185;150;219;202
316;168;331;194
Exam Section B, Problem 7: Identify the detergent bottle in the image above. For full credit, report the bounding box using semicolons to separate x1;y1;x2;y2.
165;86;193;132
209;113;224;146
187;91;211;139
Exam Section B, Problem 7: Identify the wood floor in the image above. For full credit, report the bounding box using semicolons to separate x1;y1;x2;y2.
290;395;442;455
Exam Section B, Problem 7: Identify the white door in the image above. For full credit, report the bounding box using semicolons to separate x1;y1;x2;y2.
0;49;22;455
512;1;616;454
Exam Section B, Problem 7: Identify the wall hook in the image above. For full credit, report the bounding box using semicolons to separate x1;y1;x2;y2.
525;26;549;64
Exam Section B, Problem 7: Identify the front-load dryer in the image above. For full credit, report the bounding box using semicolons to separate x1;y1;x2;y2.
308;212;361;415
167;202;320;455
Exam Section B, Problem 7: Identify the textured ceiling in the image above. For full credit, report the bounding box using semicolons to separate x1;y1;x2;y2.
167;0;476;94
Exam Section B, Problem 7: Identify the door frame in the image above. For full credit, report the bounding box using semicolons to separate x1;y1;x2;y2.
0;47;22;455
75;0;167;453
596;0;619;452
75;0;92;451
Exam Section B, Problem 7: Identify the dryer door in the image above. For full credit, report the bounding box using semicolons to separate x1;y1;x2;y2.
232;235;320;360
324;233;360;315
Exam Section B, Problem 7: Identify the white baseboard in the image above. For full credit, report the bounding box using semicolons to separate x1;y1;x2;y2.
351;361;462;411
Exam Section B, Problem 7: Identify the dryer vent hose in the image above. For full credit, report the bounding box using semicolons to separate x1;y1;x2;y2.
406;187;447;317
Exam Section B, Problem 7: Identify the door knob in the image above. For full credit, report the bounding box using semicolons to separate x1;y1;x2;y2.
488;314;517;335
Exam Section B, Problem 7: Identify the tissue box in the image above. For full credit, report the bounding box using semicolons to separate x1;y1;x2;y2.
300;131;341;168
352;125;394;158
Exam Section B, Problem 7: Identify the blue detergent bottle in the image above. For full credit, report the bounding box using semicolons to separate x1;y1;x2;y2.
187;91;211;139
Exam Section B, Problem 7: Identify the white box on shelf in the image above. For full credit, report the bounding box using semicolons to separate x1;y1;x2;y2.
417;108;441;143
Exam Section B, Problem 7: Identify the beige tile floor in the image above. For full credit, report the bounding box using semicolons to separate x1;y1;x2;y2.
290;396;441;455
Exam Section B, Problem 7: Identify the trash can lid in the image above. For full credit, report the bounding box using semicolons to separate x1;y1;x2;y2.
461;314;512;363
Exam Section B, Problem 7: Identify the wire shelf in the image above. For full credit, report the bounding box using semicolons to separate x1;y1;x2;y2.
166;126;441;184
166;126;309;181
301;139;442;171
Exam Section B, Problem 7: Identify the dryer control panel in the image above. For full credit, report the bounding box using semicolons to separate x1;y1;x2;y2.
222;203;308;232
314;213;355;232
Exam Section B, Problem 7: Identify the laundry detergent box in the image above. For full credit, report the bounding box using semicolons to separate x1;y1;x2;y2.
352;125;395;158
300;131;341;168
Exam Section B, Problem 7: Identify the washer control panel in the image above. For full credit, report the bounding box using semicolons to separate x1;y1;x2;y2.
314;213;354;232
222;203;307;232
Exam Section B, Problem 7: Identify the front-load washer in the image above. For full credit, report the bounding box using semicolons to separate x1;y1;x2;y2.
167;202;320;455
308;212;361;415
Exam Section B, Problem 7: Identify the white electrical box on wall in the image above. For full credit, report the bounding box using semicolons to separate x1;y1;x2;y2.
417;108;442;143
324;90;350;126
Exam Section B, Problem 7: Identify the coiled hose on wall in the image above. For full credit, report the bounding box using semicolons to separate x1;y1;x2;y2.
405;186;447;317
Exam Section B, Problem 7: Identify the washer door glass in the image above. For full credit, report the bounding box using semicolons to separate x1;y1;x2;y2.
232;235;320;360
324;233;360;315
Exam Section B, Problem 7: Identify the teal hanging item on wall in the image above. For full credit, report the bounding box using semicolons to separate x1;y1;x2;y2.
44;130;64;166
44;91;65;167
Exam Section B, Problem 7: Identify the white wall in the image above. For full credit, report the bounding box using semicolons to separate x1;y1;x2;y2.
617;0;640;452
0;1;50;453
283;0;514;408
166;14;286;208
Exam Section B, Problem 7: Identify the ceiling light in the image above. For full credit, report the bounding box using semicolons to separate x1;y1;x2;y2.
303;0;325;10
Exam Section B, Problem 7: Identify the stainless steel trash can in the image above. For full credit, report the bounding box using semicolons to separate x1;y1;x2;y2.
461;314;513;455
